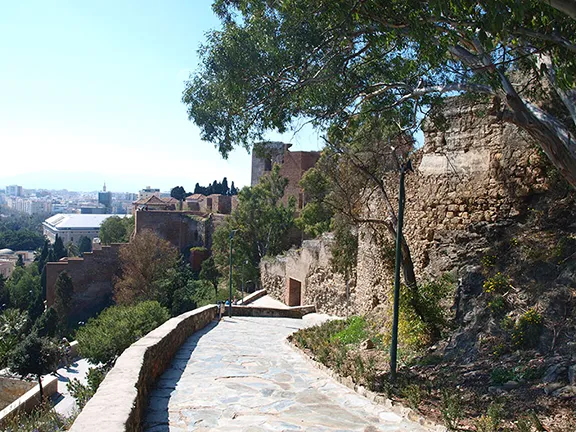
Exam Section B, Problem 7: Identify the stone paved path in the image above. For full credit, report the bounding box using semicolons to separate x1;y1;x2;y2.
145;316;430;431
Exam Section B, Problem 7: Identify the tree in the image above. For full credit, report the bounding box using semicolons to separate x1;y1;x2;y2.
99;216;133;244
76;301;169;365
6;265;41;315
212;165;295;285
230;181;238;195
185;1;576;188
53;236;67;261
221;177;230;196
114;230;179;305
53;271;74;331
33;307;59;338
15;254;24;268
170;186;187;210
36;239;49;271
199;256;220;296
78;236;92;256
0;308;27;368
0;274;8;307
9;332;59;400
67;242;79;257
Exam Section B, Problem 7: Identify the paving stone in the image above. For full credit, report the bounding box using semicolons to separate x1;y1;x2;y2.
144;316;431;431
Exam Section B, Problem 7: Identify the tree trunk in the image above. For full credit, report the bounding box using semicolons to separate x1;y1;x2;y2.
37;374;44;401
503;95;576;189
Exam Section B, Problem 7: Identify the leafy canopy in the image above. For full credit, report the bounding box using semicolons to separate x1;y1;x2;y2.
186;0;576;187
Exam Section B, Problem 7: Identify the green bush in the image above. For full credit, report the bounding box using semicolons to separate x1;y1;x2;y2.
76;301;170;365
488;295;506;316
483;273;511;295
67;365;108;408
512;308;543;349
0;402;71;432
330;316;367;345
490;367;515;385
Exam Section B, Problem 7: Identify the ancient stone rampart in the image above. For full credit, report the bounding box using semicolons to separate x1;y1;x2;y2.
261;98;553;315
69;305;217;432
135;210;208;252
46;244;121;322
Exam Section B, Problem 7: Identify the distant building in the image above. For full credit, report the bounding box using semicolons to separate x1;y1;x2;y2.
80;206;107;214
251;142;320;209
138;186;160;201
42;214;125;244
131;195;176;213
5;185;23;197
98;183;112;211
6;196;52;215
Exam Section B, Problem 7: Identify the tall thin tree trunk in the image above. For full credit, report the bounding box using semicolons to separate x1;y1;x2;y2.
37;375;44;401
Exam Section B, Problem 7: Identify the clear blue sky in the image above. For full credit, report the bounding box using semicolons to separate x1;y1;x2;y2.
0;1;323;193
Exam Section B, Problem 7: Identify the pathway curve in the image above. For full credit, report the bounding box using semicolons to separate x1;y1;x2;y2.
145;316;430;431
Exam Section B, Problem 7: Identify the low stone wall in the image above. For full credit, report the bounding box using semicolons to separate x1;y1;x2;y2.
0;377;34;411
227;304;316;318
69;305;218;432
0;375;58;427
239;289;267;305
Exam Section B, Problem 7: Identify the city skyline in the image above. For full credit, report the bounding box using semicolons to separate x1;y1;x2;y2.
0;1;323;193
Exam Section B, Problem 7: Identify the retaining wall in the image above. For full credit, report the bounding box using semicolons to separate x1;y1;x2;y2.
69;305;217;432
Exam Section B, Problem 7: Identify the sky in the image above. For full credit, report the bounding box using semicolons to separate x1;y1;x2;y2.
0;1;324;193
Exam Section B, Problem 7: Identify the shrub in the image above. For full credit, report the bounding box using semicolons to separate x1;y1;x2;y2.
440;389;463;431
488;295;506;316
491;367;515;385
483;272;511;294
67;365;108;409
76;301;170;365
512;308;543;349
0;402;71;432
330;316;367;345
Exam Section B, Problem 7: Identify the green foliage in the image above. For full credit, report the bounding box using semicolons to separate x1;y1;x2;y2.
199;256;220;295
330;215;358;279
386;274;455;352
481;254;497;269
9;332;60;395
0;209;46;251
67;365;108;409
512;308;543;349
0;308;28;368
0;402;71;432
487;295;506;316
5;264;42;315
33;307;59;338
212;165;295;286
53;271;74;331
490;367;515;385
170;282;198;316
99;216;134;244
403;384;423;410
187;0;576;187
440;389;463;431
78;236;92;256
194;177;237;195
295;167;333;237
330;316;367;345
483;272;511;295
53;236;67;261
76;301;170;365
472;403;504;432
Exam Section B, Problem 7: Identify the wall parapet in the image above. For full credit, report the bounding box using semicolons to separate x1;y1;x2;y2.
69;304;217;432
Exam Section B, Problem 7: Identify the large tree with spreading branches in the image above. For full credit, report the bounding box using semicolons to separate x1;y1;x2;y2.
185;0;576;188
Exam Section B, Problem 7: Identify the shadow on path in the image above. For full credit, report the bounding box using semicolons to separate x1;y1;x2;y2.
144;319;220;432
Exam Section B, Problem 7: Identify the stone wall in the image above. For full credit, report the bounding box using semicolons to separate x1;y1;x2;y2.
69;305;217;432
46;244;121;323
261;98;554;316
135;210;208;252
279;150;321;208
0;377;34;411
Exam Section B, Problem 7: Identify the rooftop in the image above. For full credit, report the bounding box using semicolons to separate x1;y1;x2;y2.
43;214;126;229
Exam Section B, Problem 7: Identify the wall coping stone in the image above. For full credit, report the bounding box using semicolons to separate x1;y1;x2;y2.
0;375;58;427
239;289;267;305
69;304;217;432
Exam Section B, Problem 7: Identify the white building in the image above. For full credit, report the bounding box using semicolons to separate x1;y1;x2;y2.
138;186;160;201
42;214;125;244
6;196;52;215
